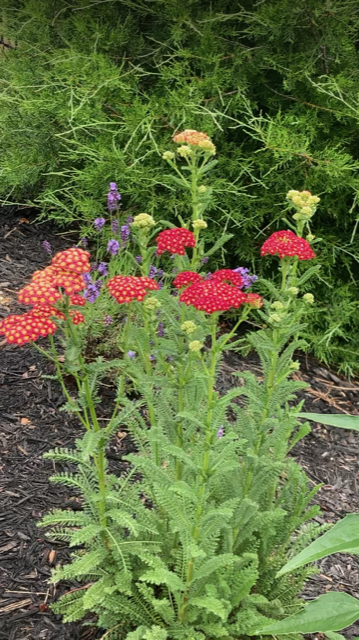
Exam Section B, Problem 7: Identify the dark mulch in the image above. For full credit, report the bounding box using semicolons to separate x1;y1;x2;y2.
1;207;359;638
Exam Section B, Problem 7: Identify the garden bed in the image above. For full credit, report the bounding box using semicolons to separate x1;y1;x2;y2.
0;208;359;639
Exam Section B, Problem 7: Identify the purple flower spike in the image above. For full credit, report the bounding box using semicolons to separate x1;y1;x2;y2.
104;315;113;326
111;219;119;233
83;273;93;286
127;350;136;358
94;217;106;231
121;225;130;244
135;255;142;263
217;426;224;438
149;265;157;279
149;354;156;362
200;256;209;264
107;183;122;212
80;237;88;248
84;284;100;303
126;215;134;224
157;322;165;338
233;267;258;289
42;240;52;255
97;262;108;276
108;239;120;255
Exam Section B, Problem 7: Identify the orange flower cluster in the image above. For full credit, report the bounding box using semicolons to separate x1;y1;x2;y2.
107;276;159;304
261;231;316;260
156;228;196;256
245;293;263;309
1;248;89;345
172;130;210;145
180;280;247;314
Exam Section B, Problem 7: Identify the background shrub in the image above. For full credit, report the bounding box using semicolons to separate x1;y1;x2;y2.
1;0;358;373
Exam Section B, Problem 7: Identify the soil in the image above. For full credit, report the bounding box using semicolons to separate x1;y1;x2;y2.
0;207;359;639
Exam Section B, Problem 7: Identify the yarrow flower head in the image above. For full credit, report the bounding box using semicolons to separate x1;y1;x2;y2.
177;145;193;158
107;275;159;304
42;240;52;255
288;286;299;296
303;293;314;304
107;182;122;212
287;189;320;221
51;248;91;274
156;228;196;256
132;213;155;229
173;129;210;145
181;320;197;335
233;267;258;289
173;271;203;289
0;312;57;345
180;280;247;314
211;269;245;289
261;230;316;260
189;340;203;352
245;293;263;309
108;239;120;255
162;150;175;161
94;217;106;231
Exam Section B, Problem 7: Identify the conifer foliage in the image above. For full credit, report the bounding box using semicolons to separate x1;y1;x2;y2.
0;0;359;372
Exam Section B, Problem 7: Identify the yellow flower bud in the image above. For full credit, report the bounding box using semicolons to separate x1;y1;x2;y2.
192;219;207;230
301;206;313;216
144;296;161;310
181;321;197;335
198;185;207;194
306;233;315;242
132;213;155;229
197;139;216;154
292;195;303;205
303;293;314;304
290;360;300;371
162;150;175;161
269;313;283;323
177;145;193;158
288;286;299;296
287;190;299;199
271;301;284;310
189;340;203;352
308;195;320;204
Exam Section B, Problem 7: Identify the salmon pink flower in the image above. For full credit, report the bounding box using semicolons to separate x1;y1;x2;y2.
51;248;91;274
246;293;263;309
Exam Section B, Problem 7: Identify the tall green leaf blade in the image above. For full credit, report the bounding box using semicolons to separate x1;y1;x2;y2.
277;514;359;576
299;413;359;431
254;592;359;634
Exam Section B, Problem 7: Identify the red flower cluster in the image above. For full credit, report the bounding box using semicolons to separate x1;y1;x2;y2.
245;293;263;309
172;130;210;145
0;311;57;345
156;228;196;256
1;248;89;345
173;271;203;288
211;269;244;288
107;276;159;304
51;247;91;274
180;280;247;314
261;230;316;260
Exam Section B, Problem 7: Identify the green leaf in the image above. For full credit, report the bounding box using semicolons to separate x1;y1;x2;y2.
254;592;359;634
326;632;346;640
299;413;359;431
204;233;234;257
277;514;359;576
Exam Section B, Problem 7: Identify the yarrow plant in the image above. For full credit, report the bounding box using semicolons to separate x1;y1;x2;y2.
3;131;359;639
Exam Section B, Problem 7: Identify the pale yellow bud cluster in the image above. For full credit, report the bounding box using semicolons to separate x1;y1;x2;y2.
181;321;197;335
162;150;175;161
306;233;315;242
289;360;301;371
192;219;207;230
144;296;161;310
288;286;299;296
189;340;203;352
268;313;283;324
198;185;207;194
271;301;285;310
177;145;193;158
197;139;216;154
303;293;314;304
132;213;155;229
286;189;320;222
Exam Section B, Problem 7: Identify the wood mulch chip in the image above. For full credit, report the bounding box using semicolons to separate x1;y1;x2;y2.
1;207;359;638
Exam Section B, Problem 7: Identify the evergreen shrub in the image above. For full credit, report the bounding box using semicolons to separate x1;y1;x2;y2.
0;0;358;372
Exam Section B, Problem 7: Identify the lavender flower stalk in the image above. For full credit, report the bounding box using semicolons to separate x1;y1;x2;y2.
94;217;106;231
42;240;52;255
107;183;122;212
108;239;120;255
